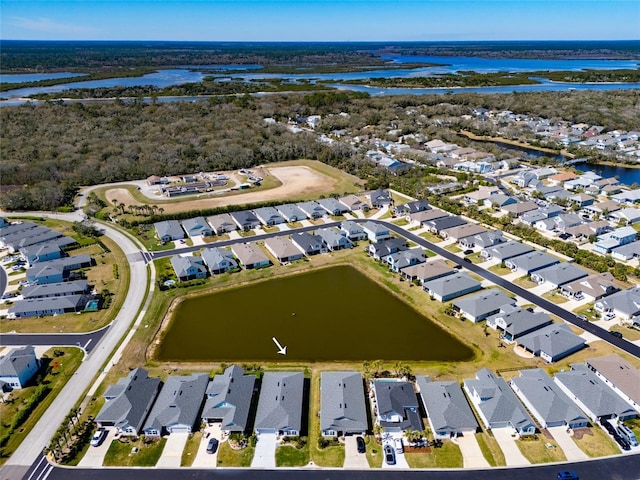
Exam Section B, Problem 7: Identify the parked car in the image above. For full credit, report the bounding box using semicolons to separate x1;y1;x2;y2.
384;444;395;465
463;249;473;255
603;313;616;321
609;331;623;339
90;428;107;447
356;436;366;454
393;437;404;454
617;424;639;447
463;257;472;263
602;421;617;435
557;471;579;480
206;437;219;454
576;314;588;322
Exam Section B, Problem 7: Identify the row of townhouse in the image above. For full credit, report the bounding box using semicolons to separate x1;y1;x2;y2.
154;190;394;242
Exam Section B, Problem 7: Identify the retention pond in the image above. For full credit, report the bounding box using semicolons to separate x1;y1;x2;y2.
156;265;474;363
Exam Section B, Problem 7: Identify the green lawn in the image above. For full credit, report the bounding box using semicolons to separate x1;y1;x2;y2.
181;432;202;466
379;210;393;220
392;218;409;227
610;324;640;341
238;229;257;237
476;431;505;466
405;441;463;468
572;427;620;458
488;264;512;276
261;225;281;233
513;276;538;289
216;441;255;467
466;252;485;264
275;444;310;467
365;437;383;468
444;244;462;253
103;437;166;467
542;290;569;304
516;436;567;464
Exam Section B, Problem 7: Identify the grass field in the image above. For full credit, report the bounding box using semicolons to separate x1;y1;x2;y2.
516;435;567;464
404;441;463;468
571;427;620;458
180;432;202;466
476;431;506;467
275;444;310;467
216;441;255;467
103;437;166;467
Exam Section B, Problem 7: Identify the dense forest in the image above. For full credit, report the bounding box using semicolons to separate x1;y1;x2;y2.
1;89;639;211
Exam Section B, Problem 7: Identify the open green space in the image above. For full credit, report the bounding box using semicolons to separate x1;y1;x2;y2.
476;431;506;466
516;436;567;464
180;432;202;467
365;436;383;468
571;427;620;458
103;437;167;467
275;444;310;467
404;441;463;468
542;290;569;304
156;265;474;363
0;347;84;466
216;441;255;467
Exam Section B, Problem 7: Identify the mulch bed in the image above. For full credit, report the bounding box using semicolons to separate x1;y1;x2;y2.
541;429;554;439
571;428;592;440
404;445;432;454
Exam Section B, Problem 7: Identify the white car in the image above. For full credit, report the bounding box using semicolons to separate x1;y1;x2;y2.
393;437;404;454
604;313;616;321
90;428;107;447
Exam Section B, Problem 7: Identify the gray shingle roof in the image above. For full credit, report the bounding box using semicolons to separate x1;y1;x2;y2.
416;376;478;434
5;229;64;250
181;217;211;236
510;369;588;427
426;216;467;232
296;201;325;218
340;220;365;237
320;372;368;434
517;323;585;361
401;259;454;282
317;197;349;214
453;289;515;320
170;255;207;279
374;379;423;431
154;220;185;240
561;272;620;300
316;228;351;249
96;368;162;433
9;295;88;316
200;247;237;272
255;372;304;432
230;210;261;228
201;365;256;432
554;364;638;419
586;355;640;407
0;222;38;239
531;263;588;287
504;251;560;274
291;232;324;254
21;280;89;299
481;241;534;261
277;204;307;222
231;243;269;266
253;206;285;225
143;373;209;434
596;286;640;318
423;272;482;299
369;238;408;257
206;213;237;233
486;306;552;338
0;346;37;379
362;221;389;234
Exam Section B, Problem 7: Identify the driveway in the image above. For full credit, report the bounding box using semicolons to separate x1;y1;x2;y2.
77;428;116;467
343;436;368;469
191;424;223;468
548;426;588;461
156;432;189;468
251;432;276;468
456;433;490;468
381;436;409;469
491;428;530;466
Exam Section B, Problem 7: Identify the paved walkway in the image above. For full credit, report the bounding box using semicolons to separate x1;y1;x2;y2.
191;424;223;468
455;433;491;468
78;428;116;467
343;436;369;469
156;432;189;468
491;429;530;466
251;432;276;468
548;426;588;462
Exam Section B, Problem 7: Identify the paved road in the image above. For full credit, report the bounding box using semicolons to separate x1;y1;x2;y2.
1;213;150;480
0;326;108;353
18;451;640;480
0;266;6;298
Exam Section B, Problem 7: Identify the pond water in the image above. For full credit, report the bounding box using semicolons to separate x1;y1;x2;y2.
574;162;640;186
156;265;474;363
473;139;566;161
0;72;86;83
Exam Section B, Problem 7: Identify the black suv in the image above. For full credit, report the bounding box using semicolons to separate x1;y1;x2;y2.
356;436;366;453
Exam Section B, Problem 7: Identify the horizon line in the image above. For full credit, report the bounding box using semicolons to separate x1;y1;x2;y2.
2;39;640;43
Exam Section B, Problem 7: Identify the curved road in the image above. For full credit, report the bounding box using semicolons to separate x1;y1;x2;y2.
1;213;150;480
0;326;108;354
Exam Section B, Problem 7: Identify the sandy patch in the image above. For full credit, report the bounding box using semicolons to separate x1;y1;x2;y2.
106;165;336;214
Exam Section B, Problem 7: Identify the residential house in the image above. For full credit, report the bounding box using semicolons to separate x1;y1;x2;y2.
170;255;207;282
548;171;578;186
143;373;209;437
453;288;515;323
517;324;585;363
530;263;588;289
426;216;467;235
21;280;90;300
480;241;534;262
385;248;427;273
264;237;304;264
566;221;611;239
593;226;637;255
612;189;640;205
504;251;560;276
26;254;93;285
416;376;479;439
502;201;539;217
425;139;457;153
372;379;423;433
276;204;308;223
423;272;482;302
154;220;185;242
254;372;304;436
559;272;620;302
409;209;449;226
368;238;408;260
0;346;39;390
181;217;212;237
554;364;638;421
486;305;553;341
340;221;367;241
586;355;640;411
296;201;326;219
96;368;162;436
0;221;39;243
553;214;583;233
317;198;349;216
207;213;238;235
611;241;640;261
316;228;353;251
291;232;325;256
9;295;90;318
320;372;368;437
2;227;64;253
463;186;500;205
253;207;285;226
595;287;640;320
394;200;430;216
19;242;62;267
584;200;621;217
368;189;392;208
231;243;270;269
401;259;454;284
440;224;486;242
230;211;261;231
460;230;504;250
463;368;536;436
513;171;539;188
484;194;517;209
569;193;595;208
510;369;588;429
362;221;392;243
200;247;238;274
610;208;640;225
201;365;256;433
534;218;558;232
339;195;368;212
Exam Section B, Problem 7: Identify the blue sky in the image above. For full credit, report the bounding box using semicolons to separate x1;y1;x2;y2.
1;0;639;41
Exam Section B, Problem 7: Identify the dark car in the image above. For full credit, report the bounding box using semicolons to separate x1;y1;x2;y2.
356;436;366;454
384;444;395;465
609;331;623;339
557;471;579;480
206;438;219;454
558;233;572;240
616;436;631;451
463;257;472;263
463;249;474;255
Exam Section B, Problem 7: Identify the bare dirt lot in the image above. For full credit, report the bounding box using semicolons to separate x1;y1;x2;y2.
106;165;337;214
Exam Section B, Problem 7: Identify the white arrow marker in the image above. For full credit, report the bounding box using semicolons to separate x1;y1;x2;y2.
272;337;287;355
